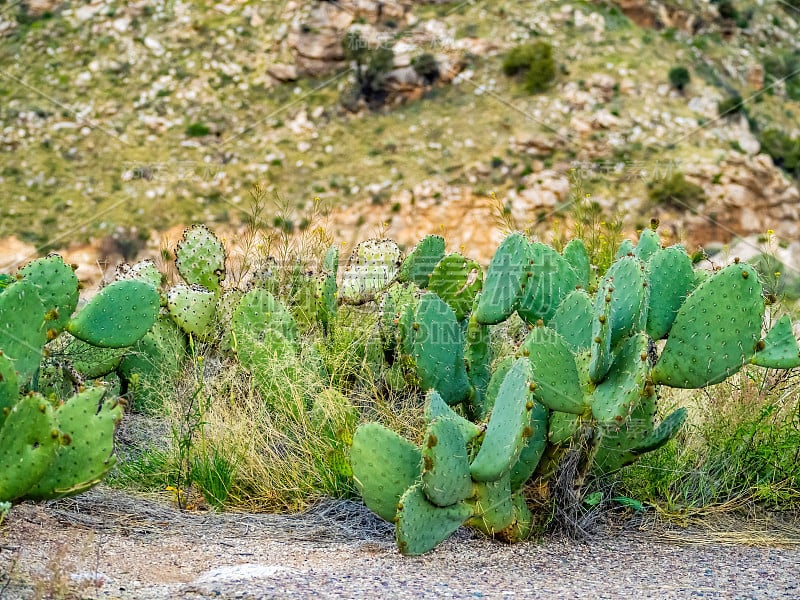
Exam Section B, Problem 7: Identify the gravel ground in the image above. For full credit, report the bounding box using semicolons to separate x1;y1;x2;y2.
1;489;799;599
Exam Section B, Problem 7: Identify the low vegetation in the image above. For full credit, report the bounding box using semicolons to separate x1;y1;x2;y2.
2;202;799;555
502;41;557;94
647;172;706;209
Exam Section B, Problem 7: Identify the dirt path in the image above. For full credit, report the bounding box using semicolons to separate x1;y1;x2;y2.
2;489;799;599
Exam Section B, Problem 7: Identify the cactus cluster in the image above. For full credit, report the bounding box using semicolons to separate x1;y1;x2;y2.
0;255;160;504
350;224;800;555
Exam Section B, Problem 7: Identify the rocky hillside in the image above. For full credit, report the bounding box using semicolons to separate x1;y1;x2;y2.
1;0;799;285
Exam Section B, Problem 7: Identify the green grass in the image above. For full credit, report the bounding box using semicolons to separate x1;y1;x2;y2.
613;368;800;518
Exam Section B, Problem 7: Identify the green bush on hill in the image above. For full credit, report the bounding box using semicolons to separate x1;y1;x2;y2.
758;129;800;177
502;41;556;94
647;172;706;209
668;66;691;91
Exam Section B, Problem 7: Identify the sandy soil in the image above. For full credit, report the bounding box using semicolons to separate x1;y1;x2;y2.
2;488;800;599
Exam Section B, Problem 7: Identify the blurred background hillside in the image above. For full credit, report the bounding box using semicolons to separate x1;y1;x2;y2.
0;0;799;291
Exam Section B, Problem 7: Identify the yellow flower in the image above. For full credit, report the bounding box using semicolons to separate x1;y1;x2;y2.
775;271;781;278
767;229;774;235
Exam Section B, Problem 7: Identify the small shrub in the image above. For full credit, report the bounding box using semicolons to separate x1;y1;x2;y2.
411;53;440;84
717;94;745;117
502;41;556;94
341;31;395;109
758;129;800;176
763;51;800;102
668;66;691;91
647;172;706;209
186;122;211;137
716;0;738;20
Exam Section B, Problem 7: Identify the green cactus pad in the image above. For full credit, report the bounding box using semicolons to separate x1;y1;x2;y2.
215;289;244;353
424;390;483;442
421;417;473;507
651;262;764;388
410;293;471;405
115;259;163;291
470;358;534;482
0;353;19;429
340;239;401;304
0;279;47;381
594;402;686;474
475;232;534;325
350;422;421;522
645;246;694;340
751;314;800;369
588;277;614;383
427;253;483;321
634;228;661;262
396;482;472;556
518;242;581;324
62;335;127;379
0;394;58;502
378;282;420;360
495;493;534;543
562;239;591;289
631;407;688;456
167;284;217;338
464;303;492;418
510;401;548;491
118;316;187;410
68;280;160;348
521;326;586;415
549;289;593;353
18;254;79;332
615;238;635;259
480;355;515;421
322;244;340;275
547;411;582;445
591;332;650;423
467;472;514;535
398;235;446;288
175;224;226;294
233;289;298;365
313;270;338;333
603;255;648;347
25;386;123;500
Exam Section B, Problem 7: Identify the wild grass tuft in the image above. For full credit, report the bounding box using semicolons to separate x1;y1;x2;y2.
614;367;800;519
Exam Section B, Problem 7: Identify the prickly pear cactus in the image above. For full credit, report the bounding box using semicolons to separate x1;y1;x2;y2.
175;224;227;294
0;278;48;380
751;314;800;369
475;232;533;325
340;239;401;305
68;280;160;348
398;235;446;288
470;358;535;482
0;394;59;503
25;385;123;500
349;231;800;557
116;259;163;292
406;292;471;405
0;353;18;428
518;242;581;325
427;253;483;321
651;262;763;388
350;422;421;522
18;254;79;332
167;284;217;338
